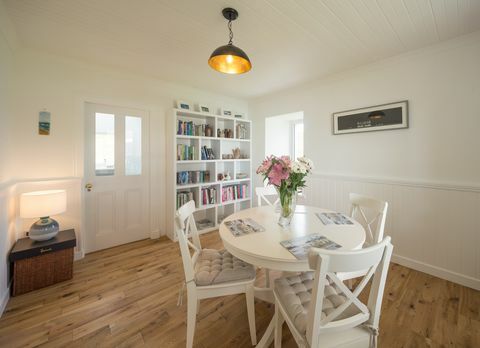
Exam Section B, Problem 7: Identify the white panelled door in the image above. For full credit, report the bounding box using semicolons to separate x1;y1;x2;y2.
84;103;149;253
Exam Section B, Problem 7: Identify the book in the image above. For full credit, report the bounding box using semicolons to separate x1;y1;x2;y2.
280;234;342;260
224;218;265;237
316;212;353;225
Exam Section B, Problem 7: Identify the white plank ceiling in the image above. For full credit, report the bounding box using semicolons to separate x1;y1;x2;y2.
4;0;480;98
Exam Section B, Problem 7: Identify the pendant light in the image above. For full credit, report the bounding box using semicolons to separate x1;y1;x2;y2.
208;8;252;74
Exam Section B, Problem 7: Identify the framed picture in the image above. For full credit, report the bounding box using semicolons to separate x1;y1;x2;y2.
38;111;51;135
333;100;408;135
198;104;211;114
219;108;233;117
234;112;244;119
176;100;191;110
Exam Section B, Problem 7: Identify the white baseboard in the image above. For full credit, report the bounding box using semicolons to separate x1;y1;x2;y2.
392;254;480;291
150;229;161;239
74;250;84;261
0;285;10;317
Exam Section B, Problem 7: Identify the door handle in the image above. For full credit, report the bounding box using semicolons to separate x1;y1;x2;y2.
85;183;93;192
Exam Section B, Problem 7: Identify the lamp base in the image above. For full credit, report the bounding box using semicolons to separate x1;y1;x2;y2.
29;217;59;241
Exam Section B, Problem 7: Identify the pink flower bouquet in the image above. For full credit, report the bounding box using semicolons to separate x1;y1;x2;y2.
257;155;313;226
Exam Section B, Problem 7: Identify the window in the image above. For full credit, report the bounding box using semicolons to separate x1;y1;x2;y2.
125;116;142;175
293;121;304;159
95;113;115;176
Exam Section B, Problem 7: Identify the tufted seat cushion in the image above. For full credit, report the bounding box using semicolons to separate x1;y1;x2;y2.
274;272;360;334
194;249;256;286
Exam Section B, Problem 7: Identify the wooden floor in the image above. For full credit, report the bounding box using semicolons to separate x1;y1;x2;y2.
1;232;479;348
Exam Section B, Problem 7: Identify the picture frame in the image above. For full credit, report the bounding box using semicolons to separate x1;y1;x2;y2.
198;104;211;114
219;108;233;117
333;100;408;135
38;110;51;135
176;100;191;110
234;112;244;119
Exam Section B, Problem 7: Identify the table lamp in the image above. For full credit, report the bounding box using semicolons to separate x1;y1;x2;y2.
20;190;67;241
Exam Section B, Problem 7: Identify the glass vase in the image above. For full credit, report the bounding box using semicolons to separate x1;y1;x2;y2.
276;188;297;227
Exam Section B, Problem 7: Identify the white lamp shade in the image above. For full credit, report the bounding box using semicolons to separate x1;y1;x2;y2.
20;190;67;218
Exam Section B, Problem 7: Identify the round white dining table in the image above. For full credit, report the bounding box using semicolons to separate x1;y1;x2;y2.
219;205;366;272
218;205;366;347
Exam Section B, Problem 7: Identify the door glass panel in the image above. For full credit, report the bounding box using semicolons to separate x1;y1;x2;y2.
125;116;142;176
95;113;115;176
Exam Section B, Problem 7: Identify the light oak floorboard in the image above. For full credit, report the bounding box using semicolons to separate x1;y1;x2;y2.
1;232;479;347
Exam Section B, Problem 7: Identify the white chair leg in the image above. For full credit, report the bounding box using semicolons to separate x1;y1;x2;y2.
246;284;257;345
186;286;197;348
274;302;284;348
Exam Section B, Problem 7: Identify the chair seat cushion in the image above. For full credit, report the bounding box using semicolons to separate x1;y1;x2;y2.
195;249;256;286
274;272;360;334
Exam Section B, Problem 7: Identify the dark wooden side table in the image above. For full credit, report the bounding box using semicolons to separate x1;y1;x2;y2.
9;229;76;296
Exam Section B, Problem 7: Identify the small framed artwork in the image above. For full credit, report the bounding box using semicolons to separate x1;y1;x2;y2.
198;104;211;114
234;112;244;119
220;108;233;117
333;100;408;135
176;100;191;110
38;111;51;135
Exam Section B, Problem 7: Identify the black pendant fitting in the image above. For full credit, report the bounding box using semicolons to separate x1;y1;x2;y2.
222;8;238;21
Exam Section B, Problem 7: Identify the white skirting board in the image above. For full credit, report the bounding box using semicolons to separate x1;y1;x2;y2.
0;285;10;317
305;173;480;291
392;254;480;291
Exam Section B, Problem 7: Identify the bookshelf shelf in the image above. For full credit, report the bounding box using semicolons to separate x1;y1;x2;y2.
167;108;253;241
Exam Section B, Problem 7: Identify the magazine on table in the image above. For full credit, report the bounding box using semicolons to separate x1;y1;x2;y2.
316;212;353;225
224;218;265;237
280;234;342;260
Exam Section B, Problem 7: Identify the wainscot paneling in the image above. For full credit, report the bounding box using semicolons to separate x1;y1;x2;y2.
304;173;480;290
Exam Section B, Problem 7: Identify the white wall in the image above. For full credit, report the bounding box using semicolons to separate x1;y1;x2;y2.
0;2;15;184
0;2;17;314
250;31;480;290
7;48;248;244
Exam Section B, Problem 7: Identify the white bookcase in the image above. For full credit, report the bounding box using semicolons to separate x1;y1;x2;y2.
166;108;252;241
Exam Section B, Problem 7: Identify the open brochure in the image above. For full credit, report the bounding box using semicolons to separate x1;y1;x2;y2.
224;218;265;237
316;212;353;225
280;234;342;260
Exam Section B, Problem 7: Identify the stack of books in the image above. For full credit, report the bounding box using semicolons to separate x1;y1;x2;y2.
201;146;215;160
201;186;217;205
177;170;210;185
176;191;194;209
177;121;211;136
177;144;196;161
222;184;247;202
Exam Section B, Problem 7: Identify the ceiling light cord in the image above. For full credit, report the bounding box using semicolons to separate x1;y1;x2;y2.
228;20;233;45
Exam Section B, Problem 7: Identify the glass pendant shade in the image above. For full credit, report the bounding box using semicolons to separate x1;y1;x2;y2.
208;43;252;74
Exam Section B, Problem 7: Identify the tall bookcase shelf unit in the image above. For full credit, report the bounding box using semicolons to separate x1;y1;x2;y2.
166;108;252;241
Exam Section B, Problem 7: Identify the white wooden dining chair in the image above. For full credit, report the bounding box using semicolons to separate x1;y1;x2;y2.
337;194;389;284
349;193;388;247
256;185;279;207
175;200;257;348
273;236;393;348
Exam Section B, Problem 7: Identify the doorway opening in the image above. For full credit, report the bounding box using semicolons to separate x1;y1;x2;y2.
265;111;304;159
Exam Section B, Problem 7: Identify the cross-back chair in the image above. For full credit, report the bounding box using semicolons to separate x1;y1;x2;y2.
176;200;257;348
337;194;389;284
349;193;388;246
273;236;393;348
256;185;279;207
